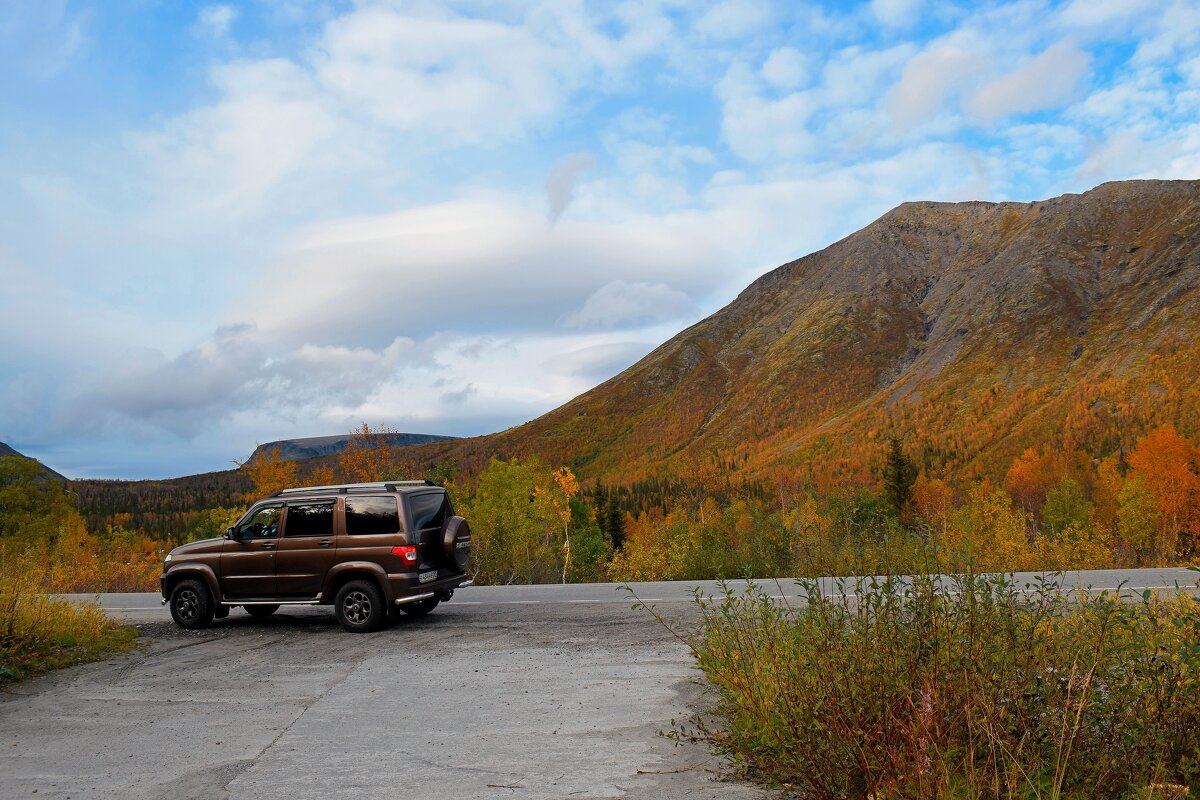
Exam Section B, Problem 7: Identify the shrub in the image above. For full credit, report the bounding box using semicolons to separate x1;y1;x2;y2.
658;570;1200;799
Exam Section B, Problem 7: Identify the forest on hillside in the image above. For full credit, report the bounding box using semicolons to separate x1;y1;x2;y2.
3;417;1198;593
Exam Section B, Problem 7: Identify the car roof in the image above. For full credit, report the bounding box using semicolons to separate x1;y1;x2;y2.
267;481;445;501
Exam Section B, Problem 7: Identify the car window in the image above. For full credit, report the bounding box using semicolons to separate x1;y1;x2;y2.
284;502;335;537
345;496;401;536
238;506;281;539
410;493;451;530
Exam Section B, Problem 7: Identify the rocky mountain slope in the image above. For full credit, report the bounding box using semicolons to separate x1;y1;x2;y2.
0;442;66;481
247;433;456;464
410;179;1200;487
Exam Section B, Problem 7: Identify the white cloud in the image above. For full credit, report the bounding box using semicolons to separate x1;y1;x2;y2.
1059;0;1154;28
761;47;808;89
313;8;567;142
871;0;923;28
128;58;338;216
560;280;696;329
967;39;1091;121
238;199;727;347
717;62;814;161
888;39;990;131
694;0;772;41
198;5;237;38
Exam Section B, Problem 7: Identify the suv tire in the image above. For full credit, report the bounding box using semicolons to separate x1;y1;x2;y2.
334;579;386;633
245;604;279;618
442;516;471;571
170;578;215;630
400;597;440;617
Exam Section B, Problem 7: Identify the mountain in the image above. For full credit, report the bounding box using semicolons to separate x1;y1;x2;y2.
0;442;66;481
247;433;457;463
406;179;1200;488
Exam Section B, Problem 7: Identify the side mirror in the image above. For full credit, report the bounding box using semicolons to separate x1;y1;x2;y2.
225;526;239;541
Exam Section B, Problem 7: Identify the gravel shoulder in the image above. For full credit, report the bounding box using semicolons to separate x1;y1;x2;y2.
0;602;768;800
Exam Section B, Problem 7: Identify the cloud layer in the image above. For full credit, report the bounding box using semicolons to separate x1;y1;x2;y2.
2;0;1199;477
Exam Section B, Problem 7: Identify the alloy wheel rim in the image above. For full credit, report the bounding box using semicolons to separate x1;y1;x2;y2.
176;589;198;621
344;590;371;624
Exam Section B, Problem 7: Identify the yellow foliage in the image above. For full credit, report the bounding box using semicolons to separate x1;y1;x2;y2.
239;445;297;498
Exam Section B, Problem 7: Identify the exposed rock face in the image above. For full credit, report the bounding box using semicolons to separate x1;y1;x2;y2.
421;180;1200;483
248;433;457;465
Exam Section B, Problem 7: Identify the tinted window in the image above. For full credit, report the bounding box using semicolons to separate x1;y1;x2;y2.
238;506;280;539
410;493;451;530
284;502;334;537
345;496;401;536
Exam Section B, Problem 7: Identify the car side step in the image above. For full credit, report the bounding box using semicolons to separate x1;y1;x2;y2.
221;598;321;606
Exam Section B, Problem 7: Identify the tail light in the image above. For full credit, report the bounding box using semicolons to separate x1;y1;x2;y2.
391;545;418;566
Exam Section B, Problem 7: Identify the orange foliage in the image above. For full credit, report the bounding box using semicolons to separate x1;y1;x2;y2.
339;423;401;483
1127;425;1200;554
1004;449;1054;517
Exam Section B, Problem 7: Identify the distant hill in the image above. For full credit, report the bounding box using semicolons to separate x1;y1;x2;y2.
0;442;66;481
399;179;1200;488
247;433;457;464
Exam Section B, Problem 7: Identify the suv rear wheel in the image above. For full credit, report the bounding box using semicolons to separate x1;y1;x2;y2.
169;578;215;630
334;579;386;633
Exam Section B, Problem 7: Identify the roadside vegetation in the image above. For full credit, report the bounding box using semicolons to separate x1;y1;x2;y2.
0;551;137;686
654;572;1200;799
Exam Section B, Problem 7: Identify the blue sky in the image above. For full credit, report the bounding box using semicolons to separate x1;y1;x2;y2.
1;0;1198;479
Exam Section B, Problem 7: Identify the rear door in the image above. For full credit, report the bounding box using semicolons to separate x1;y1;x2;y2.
408;491;452;575
275;499;337;597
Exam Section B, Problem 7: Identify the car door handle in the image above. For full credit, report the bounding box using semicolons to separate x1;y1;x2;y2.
318;539;334;547
259;541;275;549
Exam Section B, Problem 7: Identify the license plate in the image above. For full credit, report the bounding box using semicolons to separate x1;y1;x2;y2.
418;570;437;584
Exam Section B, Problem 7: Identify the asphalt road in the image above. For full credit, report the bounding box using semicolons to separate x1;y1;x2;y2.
3;569;1196;800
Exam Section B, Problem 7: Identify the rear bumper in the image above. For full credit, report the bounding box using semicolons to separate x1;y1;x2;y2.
384;571;471;603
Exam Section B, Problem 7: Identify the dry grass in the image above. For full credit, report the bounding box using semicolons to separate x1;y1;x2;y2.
0;552;137;686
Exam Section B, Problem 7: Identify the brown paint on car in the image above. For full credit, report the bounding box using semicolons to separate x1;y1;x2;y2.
160;481;472;632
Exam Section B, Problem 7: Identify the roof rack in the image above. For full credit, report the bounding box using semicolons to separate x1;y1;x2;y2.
275;480;435;495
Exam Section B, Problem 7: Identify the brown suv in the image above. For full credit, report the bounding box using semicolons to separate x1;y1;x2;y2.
159;481;472;632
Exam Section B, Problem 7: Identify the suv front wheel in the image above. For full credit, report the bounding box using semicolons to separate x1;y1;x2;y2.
334;579;386;633
169;578;215;630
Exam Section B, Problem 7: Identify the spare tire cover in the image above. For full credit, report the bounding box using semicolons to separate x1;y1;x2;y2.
442;516;471;571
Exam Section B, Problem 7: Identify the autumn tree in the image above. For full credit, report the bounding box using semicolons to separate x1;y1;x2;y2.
460;458;578;585
1117;475;1159;559
1004;448;1054;519
551;467;580;583
1127;425;1200;556
237;446;297;499
340;422;400;483
0;456;70;539
913;475;954;537
1042;476;1091;537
